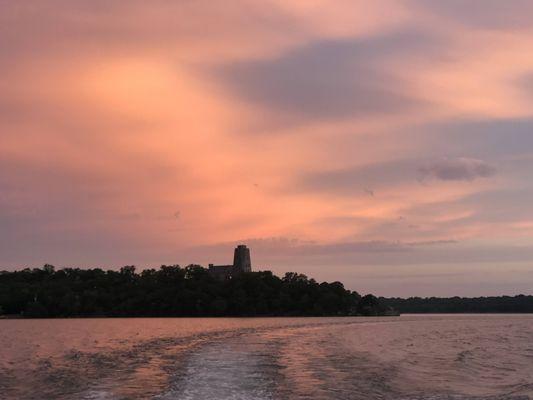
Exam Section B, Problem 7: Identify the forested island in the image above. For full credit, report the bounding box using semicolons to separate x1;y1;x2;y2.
382;296;533;314
0;265;389;318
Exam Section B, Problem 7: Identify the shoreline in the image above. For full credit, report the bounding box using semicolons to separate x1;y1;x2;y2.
0;314;400;319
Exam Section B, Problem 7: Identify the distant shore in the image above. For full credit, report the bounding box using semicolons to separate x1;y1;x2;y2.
382;295;533;314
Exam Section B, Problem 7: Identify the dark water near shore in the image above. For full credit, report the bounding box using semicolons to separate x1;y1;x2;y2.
1;315;532;399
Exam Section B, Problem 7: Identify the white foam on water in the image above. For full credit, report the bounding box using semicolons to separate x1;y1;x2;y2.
81;389;116;400
157;339;277;400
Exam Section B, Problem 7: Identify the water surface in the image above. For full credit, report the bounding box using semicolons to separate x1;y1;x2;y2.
1;315;532;399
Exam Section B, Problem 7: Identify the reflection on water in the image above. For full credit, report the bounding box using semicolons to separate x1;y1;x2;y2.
1;315;532;399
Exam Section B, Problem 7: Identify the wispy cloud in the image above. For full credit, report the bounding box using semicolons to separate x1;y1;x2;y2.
214;30;435;121
419;158;497;182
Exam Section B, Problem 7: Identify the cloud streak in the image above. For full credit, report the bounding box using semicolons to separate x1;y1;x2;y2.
419;158;497;182
215;30;435;120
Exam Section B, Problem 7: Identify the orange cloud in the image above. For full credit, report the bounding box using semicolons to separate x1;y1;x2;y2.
1;0;533;296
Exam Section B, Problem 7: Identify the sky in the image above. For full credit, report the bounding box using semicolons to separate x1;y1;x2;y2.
1;1;533;297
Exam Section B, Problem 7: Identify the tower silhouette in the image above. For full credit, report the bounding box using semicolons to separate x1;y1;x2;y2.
208;244;252;279
233;245;251;273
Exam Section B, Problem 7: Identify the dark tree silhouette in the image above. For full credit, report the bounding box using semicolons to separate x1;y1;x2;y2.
381;295;533;314
0;265;390;318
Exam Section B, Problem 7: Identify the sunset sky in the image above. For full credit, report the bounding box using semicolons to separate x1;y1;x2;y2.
2;1;533;296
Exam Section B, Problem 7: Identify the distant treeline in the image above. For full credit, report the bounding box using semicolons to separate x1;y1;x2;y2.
381;296;533;314
0;265;389;318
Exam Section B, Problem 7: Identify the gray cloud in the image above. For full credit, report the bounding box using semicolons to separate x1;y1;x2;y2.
215;30;436;120
419;158;497;182
294;156;495;197
414;0;533;29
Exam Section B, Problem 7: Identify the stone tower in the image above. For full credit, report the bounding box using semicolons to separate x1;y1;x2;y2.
233;244;252;273
208;244;252;279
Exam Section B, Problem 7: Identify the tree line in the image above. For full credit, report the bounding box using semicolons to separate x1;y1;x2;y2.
381;295;533;313
0;264;389;318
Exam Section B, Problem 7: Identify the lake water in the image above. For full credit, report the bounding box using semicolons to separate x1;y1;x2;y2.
0;315;532;399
